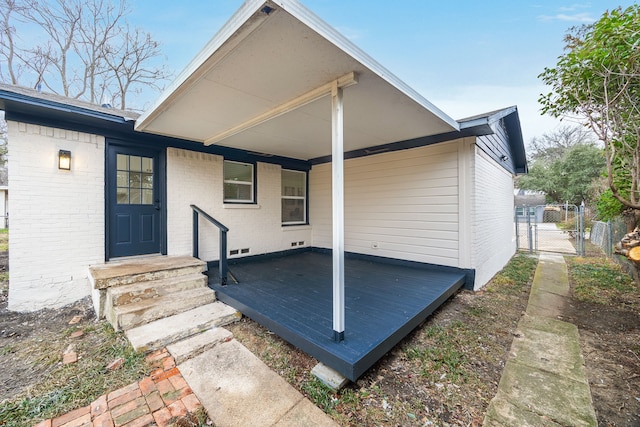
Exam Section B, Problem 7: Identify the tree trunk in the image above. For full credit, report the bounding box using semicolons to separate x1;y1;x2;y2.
622;208;640;233
629;246;640;265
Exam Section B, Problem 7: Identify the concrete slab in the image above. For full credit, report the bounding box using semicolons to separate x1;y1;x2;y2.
534;253;570;296
107;273;207;306
527;253;569;318
484;253;597;427
275;398;338;427
167;327;233;364
178;339;338;427
512;317;587;383
492;360;596;427
484;390;564;427
114;287;217;331
311;363;350;390
89;255;205;289
125;302;240;352
526;287;567;318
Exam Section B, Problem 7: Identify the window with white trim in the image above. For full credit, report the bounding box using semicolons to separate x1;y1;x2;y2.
281;169;306;225
224;160;254;203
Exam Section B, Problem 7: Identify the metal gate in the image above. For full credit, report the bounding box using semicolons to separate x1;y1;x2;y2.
515;203;585;255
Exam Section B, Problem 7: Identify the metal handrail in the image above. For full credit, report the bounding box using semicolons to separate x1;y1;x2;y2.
191;204;229;286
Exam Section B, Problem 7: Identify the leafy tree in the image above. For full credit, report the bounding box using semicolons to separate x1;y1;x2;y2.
539;5;640;224
0;0;170;110
518;142;605;205
527;125;595;164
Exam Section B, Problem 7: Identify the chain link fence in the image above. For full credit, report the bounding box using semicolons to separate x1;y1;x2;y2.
590;218;627;256
515;204;585;255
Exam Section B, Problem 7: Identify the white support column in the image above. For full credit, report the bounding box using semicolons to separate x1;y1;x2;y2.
331;82;345;342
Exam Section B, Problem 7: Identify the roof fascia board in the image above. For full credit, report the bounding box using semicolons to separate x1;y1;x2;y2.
310;126;487;165
275;0;459;132
0;88;131;124
5;107;311;172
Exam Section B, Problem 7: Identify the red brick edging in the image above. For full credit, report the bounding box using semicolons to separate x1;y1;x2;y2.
33;349;203;427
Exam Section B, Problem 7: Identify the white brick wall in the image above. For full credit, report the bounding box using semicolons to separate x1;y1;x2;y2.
471;146;516;289
310;141;461;267
7;121;105;311
166;148;311;261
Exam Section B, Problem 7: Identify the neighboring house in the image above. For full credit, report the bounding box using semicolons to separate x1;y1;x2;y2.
0;0;526;377
515;189;546;223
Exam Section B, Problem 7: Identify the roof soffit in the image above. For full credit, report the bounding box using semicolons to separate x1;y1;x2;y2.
135;0;459;160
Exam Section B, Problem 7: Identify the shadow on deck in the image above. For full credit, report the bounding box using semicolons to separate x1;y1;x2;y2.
208;249;466;381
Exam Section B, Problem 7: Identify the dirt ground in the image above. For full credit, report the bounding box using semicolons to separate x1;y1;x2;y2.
0;277;95;402
1;249;639;426
562;292;640;426
228;254;640;427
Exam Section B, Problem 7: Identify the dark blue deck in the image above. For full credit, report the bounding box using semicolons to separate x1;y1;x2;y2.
209;250;466;381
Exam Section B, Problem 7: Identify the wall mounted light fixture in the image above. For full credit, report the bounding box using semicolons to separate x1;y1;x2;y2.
58;150;71;170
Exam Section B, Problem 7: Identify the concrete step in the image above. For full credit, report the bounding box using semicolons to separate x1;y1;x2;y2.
179;339;338;427
167;327;234;364
106;273;208;307
125;302;241;352
90;255;206;290
109;287;217;331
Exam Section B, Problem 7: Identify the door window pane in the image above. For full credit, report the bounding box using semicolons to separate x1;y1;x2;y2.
141;157;153;173
117;154;129;170
142;189;154;205
142;173;153;189
130;156;142;172
117;171;129;187
116;154;154;205
130;188;142;204
117;188;129;204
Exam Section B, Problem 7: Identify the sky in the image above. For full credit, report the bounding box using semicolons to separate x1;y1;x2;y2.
124;1;637;146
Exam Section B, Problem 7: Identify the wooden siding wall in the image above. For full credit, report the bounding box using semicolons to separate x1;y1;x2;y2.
471;146;516;288
309;141;461;267
475;119;515;175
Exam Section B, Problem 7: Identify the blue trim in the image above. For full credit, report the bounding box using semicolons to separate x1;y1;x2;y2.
1;91;311;171
311;247;475;290
207;246;475;289
310;107;527;176
310;126;487;165
1;86;525;175
0;88;132;124
105;141;166;259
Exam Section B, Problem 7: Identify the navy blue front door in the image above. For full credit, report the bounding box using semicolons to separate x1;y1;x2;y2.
108;145;162;258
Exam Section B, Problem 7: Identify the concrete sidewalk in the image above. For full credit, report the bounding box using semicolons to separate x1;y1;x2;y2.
484;253;597;427
172;332;338;427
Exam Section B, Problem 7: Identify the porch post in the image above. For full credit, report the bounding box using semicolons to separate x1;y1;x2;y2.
331;82;345;342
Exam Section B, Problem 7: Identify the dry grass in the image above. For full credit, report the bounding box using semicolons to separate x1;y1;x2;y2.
0;315;151;427
228;254;538;425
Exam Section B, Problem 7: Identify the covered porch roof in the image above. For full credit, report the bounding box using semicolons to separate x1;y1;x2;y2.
135;0;459;160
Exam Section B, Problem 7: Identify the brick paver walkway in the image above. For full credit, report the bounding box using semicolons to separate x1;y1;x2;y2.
33;349;204;427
